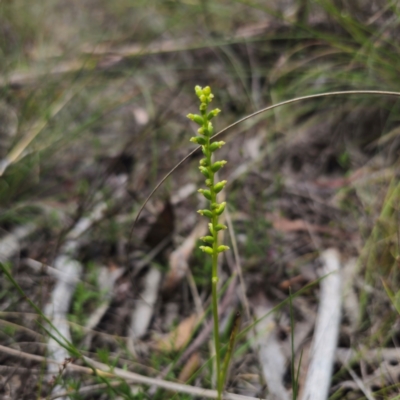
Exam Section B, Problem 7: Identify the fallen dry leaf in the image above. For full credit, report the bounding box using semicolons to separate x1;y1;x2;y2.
163;222;207;293
178;352;201;382
156;314;197;352
279;274;307;290
268;214;344;237
144;200;175;249
313;167;366;189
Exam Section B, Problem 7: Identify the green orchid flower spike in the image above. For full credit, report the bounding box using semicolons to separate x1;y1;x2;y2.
187;85;229;400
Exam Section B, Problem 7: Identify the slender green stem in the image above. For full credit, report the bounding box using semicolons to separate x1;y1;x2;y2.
206;132;222;399
211;255;222;398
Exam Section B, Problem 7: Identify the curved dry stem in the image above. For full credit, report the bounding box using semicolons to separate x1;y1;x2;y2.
131;89;400;235
0;344;263;400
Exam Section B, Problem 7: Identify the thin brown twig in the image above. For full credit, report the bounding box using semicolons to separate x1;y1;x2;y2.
0;344;263;400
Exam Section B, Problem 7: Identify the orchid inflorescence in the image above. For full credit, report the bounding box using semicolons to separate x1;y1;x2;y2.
187;85;229;259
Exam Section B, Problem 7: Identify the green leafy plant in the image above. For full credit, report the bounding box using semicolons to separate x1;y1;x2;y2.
187;85;230;400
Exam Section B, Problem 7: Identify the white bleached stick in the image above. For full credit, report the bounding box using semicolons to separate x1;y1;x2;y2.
301;248;342;400
128;266;161;355
252;297;290;400
44;256;82;400
0;224;35;263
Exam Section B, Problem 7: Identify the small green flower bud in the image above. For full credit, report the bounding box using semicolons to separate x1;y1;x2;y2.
194;116;204;125
209;142;219;152
205;179;212;187
217;245;230;253
200;158;208;166
197;127;204;135
212;276;219;283
207;109;221;120
200;94;207;103
214;180;227;193
195;86;203;97
211;160;227;172
211;202;219;210
200;246;214;255
198;209;213;218
187;113;204;125
202;128;211;137
199;166;210;178
201;146;207;155
190;136;206;145
200;103;207;111
201;236;214;244
215;224;227;231
207;122;214;136
208;223;214;235
209;141;225;152
198;189;212;200
203;86;211;96
216;202;226;215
